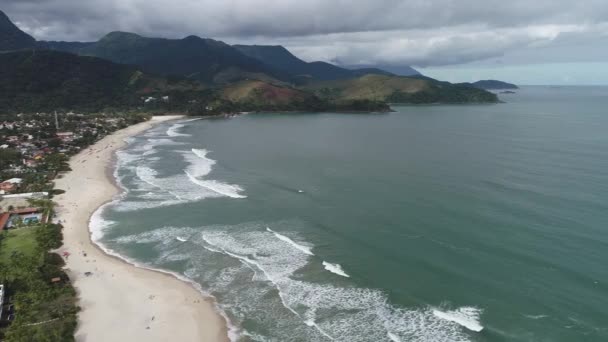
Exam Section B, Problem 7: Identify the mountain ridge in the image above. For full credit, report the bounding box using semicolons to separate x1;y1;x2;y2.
0;10;36;50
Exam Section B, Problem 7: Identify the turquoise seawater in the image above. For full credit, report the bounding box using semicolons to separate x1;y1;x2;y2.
94;86;608;341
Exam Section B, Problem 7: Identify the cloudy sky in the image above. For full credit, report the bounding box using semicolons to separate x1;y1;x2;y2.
4;0;608;84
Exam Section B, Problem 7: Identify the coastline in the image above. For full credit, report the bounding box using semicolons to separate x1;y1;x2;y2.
54;116;230;342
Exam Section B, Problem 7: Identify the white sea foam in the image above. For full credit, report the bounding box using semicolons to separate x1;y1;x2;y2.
322;261;350;278
90;227;242;342
433;307;484;332
524;314;548;320
266;227;314;255
189;148;215;176
166;123;191;137
194;225;478;341
185;172;246;199
387;332;402;342
106;128;480;341
114;139;246;213
89;201;117;241
183;149;246;199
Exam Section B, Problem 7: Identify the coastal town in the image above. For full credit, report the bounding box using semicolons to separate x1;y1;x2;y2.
0;111;148;339
0;112;148;228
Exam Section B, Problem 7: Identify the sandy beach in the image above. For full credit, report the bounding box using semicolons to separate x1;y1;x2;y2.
53;116;229;342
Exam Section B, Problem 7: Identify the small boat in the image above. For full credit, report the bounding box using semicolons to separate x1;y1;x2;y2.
176;237;187;242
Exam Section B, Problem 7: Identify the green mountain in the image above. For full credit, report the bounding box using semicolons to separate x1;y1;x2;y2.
213;79;389;113
234;44;395;81
467;80;519;90
0;50;389;114
343;64;420;76
36;40;94;53
0;50;201;113
303;74;499;104
61;32;294;85
0;11;498;111
0;10;36;50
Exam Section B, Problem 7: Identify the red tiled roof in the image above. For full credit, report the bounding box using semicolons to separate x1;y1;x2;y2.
11;208;40;215
0;213;10;230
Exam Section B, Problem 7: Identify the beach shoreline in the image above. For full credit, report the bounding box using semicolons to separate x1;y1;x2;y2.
54;116;230;342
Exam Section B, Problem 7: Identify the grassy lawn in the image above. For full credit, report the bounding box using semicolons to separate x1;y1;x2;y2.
0;224;78;341
0;228;39;263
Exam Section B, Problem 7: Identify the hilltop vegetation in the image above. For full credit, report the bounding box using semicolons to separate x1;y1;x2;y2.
0;50;202;113
220;81;390;112
304;74;498;104
0;50;389;114
467;80;519;90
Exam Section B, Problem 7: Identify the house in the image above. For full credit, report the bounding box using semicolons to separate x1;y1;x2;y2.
56;132;75;142
24;159;38;168
0;183;16;193
1;208;44;229
0;178;22;193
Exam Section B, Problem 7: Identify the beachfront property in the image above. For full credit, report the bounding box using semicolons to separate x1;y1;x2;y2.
0;207;44;230
0;178;22;195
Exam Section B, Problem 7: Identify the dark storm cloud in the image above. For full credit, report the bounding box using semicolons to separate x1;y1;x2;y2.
3;0;608;67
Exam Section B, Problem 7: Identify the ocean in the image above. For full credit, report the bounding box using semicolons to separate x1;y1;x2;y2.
92;86;608;341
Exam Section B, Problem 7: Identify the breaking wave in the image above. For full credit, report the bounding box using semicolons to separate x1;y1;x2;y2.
113;141;246;212
99;119;484;341
322;261;350;278
105;218;483;342
432;307;484;332
166;122;191;137
267;227;314;255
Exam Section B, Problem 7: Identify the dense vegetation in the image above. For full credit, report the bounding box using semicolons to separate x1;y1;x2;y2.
387;84;499;104
306;74;499;104
465;80;519;90
0;50;202;113
234;45;401;83
48;32;293;85
0;212;78;342
0;10;499;115
0;50;390;114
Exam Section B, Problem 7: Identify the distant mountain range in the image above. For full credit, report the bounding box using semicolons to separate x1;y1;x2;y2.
466;80;519;90
0;9;499;113
0;9;418;85
343;64;421;77
46;32;295;85
234;45;398;81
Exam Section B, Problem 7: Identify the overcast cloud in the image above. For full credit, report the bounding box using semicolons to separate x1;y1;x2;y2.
3;0;608;72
